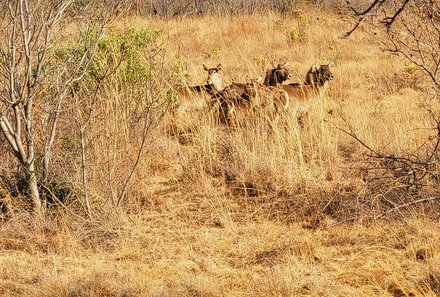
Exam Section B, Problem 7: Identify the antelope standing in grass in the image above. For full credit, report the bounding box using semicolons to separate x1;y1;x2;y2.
212;62;291;122
212;76;290;123
281;61;335;115
264;61;292;86
175;63;223;112
219;60;291;108
209;80;253;123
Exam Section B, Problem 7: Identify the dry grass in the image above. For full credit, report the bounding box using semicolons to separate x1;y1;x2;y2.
1;214;439;296
1;11;440;296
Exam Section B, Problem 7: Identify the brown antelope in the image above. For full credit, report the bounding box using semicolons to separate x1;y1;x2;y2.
210;76;261;123
175;63;223;111
259;61;292;111
225;59;291;105
210;61;292;123
281;61;335;115
264;61;291;86
211;76;289;122
210;82;249;123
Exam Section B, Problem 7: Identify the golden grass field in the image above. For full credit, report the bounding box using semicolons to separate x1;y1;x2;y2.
1;11;440;296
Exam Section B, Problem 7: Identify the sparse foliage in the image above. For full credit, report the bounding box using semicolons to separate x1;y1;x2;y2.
0;0;120;215
344;0;412;37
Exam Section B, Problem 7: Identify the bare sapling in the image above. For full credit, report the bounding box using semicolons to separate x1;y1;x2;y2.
0;0;121;216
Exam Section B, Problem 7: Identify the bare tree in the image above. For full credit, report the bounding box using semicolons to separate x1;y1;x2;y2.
340;0;440;217
0;0;119;216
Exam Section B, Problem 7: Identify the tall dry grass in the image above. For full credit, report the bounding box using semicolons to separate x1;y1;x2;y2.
1;11;440;296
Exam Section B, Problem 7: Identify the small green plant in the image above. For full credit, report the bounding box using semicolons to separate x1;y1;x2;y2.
298;11;310;25
97;25;162;86
208;47;221;58
289;25;307;43
290;27;300;42
403;61;417;74
253;56;267;72
173;55;189;78
52;24;164;100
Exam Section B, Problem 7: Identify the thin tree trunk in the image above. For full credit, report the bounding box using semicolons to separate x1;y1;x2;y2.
27;164;42;216
80;127;93;219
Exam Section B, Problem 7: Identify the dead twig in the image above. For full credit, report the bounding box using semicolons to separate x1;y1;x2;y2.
374;196;440;219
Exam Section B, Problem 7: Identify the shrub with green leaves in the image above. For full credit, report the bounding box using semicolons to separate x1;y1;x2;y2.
53;25;163;97
98;26;162;86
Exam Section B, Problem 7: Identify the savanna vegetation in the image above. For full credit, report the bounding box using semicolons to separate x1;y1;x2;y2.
0;0;440;296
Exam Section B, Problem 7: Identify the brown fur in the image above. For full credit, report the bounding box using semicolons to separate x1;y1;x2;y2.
263;61;291;87
175;63;223;111
254;85;289;112
211;60;292;123
281;62;335;115
210;81;255;123
212;78;289;122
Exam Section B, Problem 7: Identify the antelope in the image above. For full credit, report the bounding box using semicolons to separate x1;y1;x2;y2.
210;77;261;123
175;63;223;111
211;76;289;122
256;61;292;112
281;61;335;115
225;59;291;105
264;61;291;86
212;61;292;122
210;80;252;123
216;60;291;110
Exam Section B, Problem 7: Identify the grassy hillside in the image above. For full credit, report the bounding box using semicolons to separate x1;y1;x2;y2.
1;11;440;296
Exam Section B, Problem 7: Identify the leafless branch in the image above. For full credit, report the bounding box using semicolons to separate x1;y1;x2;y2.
374;196;440;219
344;0;413;38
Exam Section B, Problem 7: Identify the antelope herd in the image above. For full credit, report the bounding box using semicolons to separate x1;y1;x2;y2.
174;61;335;123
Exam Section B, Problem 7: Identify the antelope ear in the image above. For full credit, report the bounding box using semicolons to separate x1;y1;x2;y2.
271;60;278;68
328;61;335;67
284;61;289;67
203;64;208;71
216;63;222;70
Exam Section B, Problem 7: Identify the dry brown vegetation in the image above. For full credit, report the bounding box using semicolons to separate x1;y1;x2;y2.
1;6;440;297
